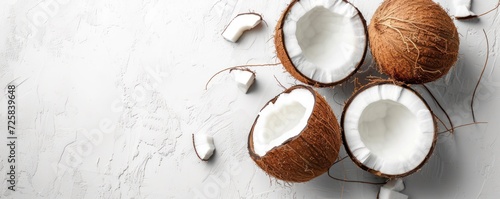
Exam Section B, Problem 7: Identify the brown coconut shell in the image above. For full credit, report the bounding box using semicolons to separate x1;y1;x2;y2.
275;0;368;87
340;80;438;179
368;0;459;84
248;85;342;182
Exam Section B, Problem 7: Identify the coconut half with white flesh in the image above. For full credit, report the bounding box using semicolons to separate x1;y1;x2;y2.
341;81;437;178
248;85;342;182
275;0;368;87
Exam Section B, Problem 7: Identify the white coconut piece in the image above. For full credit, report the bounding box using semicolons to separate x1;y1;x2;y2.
222;13;262;42
233;70;255;93
454;0;476;18
252;88;315;156
383;179;405;192
193;133;215;161
343;84;435;177
379;187;408;199
282;0;367;84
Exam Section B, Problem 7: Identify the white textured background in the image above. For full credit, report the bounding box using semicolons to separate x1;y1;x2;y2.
0;0;499;198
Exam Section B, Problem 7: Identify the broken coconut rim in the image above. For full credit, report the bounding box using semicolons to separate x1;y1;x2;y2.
275;0;368;87
341;81;437;178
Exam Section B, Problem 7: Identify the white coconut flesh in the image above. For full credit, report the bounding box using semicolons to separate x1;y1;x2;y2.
454;0;475;18
193;133;215;160
283;0;366;84
222;13;262;42
252;89;315;156
379;187;408;199
343;84;435;175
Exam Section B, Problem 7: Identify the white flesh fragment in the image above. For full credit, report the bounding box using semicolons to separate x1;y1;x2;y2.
343;84;434;175
383;179;405;192
193;133;215;161
283;0;366;84
252;89;315;156
222;13;262;42
379;187;408;199
233;70;255;93
454;0;476;18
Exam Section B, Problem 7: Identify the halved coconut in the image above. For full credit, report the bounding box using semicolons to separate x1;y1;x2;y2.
341;81;437;178
248;85;342;182
275;0;368;87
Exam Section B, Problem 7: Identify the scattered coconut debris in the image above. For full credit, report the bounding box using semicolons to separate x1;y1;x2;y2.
205;63;280;90
192;133;215;161
378;187;408;199
383;179;405;192
454;0;476;19
233;69;255;93
455;0;500;20
222;13;263;42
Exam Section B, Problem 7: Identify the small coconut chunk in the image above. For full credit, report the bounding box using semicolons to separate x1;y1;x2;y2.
193;133;215;161
233;70;255;93
379;187;408;199
454;0;476;18
252;88;315;156
383;179;405;192
222;13;262;42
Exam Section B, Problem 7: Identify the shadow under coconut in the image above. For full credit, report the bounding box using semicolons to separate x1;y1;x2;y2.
401;135;462;198
409;48;494;197
318;52;388;117
304;157;384;198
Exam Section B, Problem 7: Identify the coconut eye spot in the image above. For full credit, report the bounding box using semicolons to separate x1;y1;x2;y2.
282;0;367;85
252;89;315;157
358;100;420;161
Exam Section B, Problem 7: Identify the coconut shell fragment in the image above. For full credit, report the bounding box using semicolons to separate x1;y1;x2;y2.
248;85;342;182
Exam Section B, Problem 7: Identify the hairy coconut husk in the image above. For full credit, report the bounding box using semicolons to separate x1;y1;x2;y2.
341;80;438;178
248;85;342;182
275;0;368;87
369;0;459;84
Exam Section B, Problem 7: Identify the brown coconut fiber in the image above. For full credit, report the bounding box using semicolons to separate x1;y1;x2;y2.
369;0;459;84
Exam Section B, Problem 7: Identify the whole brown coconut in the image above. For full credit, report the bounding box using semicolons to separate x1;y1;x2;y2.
248;85;342;182
369;0;460;84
